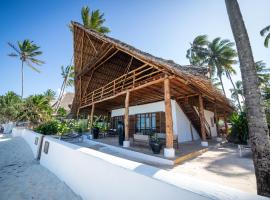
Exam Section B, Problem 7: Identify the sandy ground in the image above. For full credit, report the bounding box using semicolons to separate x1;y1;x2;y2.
0;134;81;200
168;143;256;194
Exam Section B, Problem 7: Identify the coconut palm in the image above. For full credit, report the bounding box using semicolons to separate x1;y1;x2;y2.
225;0;270;196
206;38;238;97
186;35;208;66
230;80;244;105
260;25;270;48
8;40;44;98
255;61;270;89
81;6;110;34
55;65;74;113
187;36;238;96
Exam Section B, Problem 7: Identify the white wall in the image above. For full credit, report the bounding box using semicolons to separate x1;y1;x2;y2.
204;110;217;137
111;100;200;143
40;136;208;200
111;101;165;117
12;128;43;159
172;101;200;142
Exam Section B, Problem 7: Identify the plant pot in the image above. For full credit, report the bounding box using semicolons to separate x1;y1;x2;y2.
92;127;99;139
150;142;162;154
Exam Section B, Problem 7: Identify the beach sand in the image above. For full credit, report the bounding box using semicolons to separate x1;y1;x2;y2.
0;134;82;200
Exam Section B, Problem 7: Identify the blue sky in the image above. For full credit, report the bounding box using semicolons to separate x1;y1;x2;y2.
0;0;269;98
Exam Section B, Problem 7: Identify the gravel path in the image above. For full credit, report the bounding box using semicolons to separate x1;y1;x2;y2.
0;134;81;200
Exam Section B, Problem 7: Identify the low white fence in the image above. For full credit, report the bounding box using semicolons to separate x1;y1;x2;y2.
11;128;267;200
12;128;43;159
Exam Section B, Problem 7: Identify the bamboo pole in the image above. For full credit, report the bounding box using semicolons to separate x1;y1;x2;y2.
223;111;228;135
124;91;130;141
199;95;206;141
164;77;174;148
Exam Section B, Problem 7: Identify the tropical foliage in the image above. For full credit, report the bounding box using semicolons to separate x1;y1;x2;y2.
229;112;249;144
260;25;270;48
81;6;110;34
8;40;44;97
18;94;53;126
54;65;74;113
186;35;238;98
0;92;22;123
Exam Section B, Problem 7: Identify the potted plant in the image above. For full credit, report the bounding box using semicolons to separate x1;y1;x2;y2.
91;115;101;139
149;133;162;154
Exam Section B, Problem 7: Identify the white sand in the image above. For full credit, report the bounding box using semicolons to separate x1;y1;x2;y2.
168;143;256;194
0;134;82;200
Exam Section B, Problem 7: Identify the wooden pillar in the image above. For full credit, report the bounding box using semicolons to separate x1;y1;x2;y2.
224;111;228;135
214;103;220;137
124;91;130;141
198;95;206;141
89;104;95;129
164;77;174;149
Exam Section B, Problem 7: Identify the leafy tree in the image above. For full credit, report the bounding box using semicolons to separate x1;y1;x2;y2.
0;92;22;123
44;89;56;102
18;94;53;127
230;80;244;103
225;0;270;196
8;40;44;98
260;25;270;48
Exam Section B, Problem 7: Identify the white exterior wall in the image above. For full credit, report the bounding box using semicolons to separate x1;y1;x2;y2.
204;110;217;137
171;101;200;142
111;100;200;143
12;128;43;159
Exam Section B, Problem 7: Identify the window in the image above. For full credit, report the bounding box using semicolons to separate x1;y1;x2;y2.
135;113;157;134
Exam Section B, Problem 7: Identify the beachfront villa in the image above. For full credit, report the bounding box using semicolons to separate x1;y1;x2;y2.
71;21;234;158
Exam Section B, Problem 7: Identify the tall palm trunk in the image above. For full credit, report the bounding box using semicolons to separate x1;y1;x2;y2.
225;0;270;197
218;74;227;97
228;72;242;111
21;61;24;98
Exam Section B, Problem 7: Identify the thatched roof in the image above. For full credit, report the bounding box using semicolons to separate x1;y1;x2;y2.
72;22;233;113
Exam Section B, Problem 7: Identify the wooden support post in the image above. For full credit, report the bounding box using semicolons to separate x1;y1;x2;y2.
214;103;220;137
224;111;228;135
164;77;174;149
198;95;207;141
124;91;130;147
89;104;95;130
124;91;130;139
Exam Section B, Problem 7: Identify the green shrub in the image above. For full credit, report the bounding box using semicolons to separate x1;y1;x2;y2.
34;120;71;135
229;112;249;144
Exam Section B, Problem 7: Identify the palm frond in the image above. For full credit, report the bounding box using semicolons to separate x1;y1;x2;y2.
25;61;41;73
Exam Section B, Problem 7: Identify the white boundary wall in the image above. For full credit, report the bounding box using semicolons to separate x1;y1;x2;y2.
12;128;43;159
39;136;266;200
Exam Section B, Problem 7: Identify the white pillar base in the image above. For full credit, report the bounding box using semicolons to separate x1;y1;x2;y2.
201;141;208;147
123;140;130;148
216;137;222;142
164;148;175;158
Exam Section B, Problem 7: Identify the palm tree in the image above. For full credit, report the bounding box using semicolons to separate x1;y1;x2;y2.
187;36;238;97
43;89;56;102
186;35;208;66
81;6;110;34
207;38;238;97
230;80;244;106
55;65;74;113
255;61;270;89
225;0;270;196
8;40;44;98
225;66;242;111
260;25;270;48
